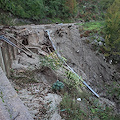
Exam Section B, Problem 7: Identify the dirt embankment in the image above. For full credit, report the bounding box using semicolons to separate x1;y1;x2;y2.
0;23;120;119
50;24;120;112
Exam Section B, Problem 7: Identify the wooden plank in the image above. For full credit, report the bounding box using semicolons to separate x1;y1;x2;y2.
13;39;18;59
10;39;16;60
6;43;12;68
9;44;14;64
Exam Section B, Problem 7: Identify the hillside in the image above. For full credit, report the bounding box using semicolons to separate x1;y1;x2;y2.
0;0;120;120
0;23;120;120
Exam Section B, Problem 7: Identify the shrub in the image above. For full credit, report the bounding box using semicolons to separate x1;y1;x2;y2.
44;0;70;18
40;52;63;70
0;0;72;20
52;80;64;92
65;0;77;15
100;0;114;10
64;71;83;91
104;0;120;62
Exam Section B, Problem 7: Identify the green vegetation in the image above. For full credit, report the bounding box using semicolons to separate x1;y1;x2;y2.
0;91;4;103
52;80;64;92
77;0;120;63
60;93;119;120
0;0;77;21
40;52;84;93
64;71;83;90
100;0;114;10
40;52;63;70
60;93;88;120
106;82;120;105
77;0;105;22
0;10;15;25
104;0;120;62
78;21;105;31
1;0;120;119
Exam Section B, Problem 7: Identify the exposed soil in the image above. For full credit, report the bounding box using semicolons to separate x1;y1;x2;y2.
1;23;120;119
50;24;120;113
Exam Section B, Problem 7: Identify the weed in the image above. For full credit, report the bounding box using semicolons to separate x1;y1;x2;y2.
0;0;72;20
60;88;120;120
64;71;83;90
88;97;120;120
0;91;4;103
60;93;87;120
40;52;63;70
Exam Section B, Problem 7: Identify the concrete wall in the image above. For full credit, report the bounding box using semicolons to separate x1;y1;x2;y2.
0;39;17;76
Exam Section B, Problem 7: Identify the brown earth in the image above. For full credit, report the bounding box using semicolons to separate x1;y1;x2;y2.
0;23;120;119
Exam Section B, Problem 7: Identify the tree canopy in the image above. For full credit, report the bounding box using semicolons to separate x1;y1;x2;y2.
0;0;77;20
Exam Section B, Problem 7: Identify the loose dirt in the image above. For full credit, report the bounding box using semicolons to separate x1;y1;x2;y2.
1;23;119;119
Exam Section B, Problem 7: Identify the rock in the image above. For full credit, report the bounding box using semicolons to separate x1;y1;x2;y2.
44;93;62;119
50;111;62;120
44;93;62;110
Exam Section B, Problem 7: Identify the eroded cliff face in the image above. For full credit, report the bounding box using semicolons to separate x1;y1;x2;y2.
0;23;119;119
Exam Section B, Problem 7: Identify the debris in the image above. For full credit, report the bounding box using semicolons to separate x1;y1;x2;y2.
77;98;82;102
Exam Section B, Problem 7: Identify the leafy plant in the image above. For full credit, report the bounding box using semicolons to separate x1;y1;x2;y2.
64;71;83;90
60;91;120;120
52;80;64;92
107;86;120;105
40;52;63;70
77;0;104;21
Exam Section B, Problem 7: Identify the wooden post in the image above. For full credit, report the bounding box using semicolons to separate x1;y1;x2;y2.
0;37;18;77
6;43;12;68
0;46;6;74
1;42;10;76
10;39;16;60
12;38;17;59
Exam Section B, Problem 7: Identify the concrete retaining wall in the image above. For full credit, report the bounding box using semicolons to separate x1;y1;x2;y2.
0;38;17;76
0;67;33;120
